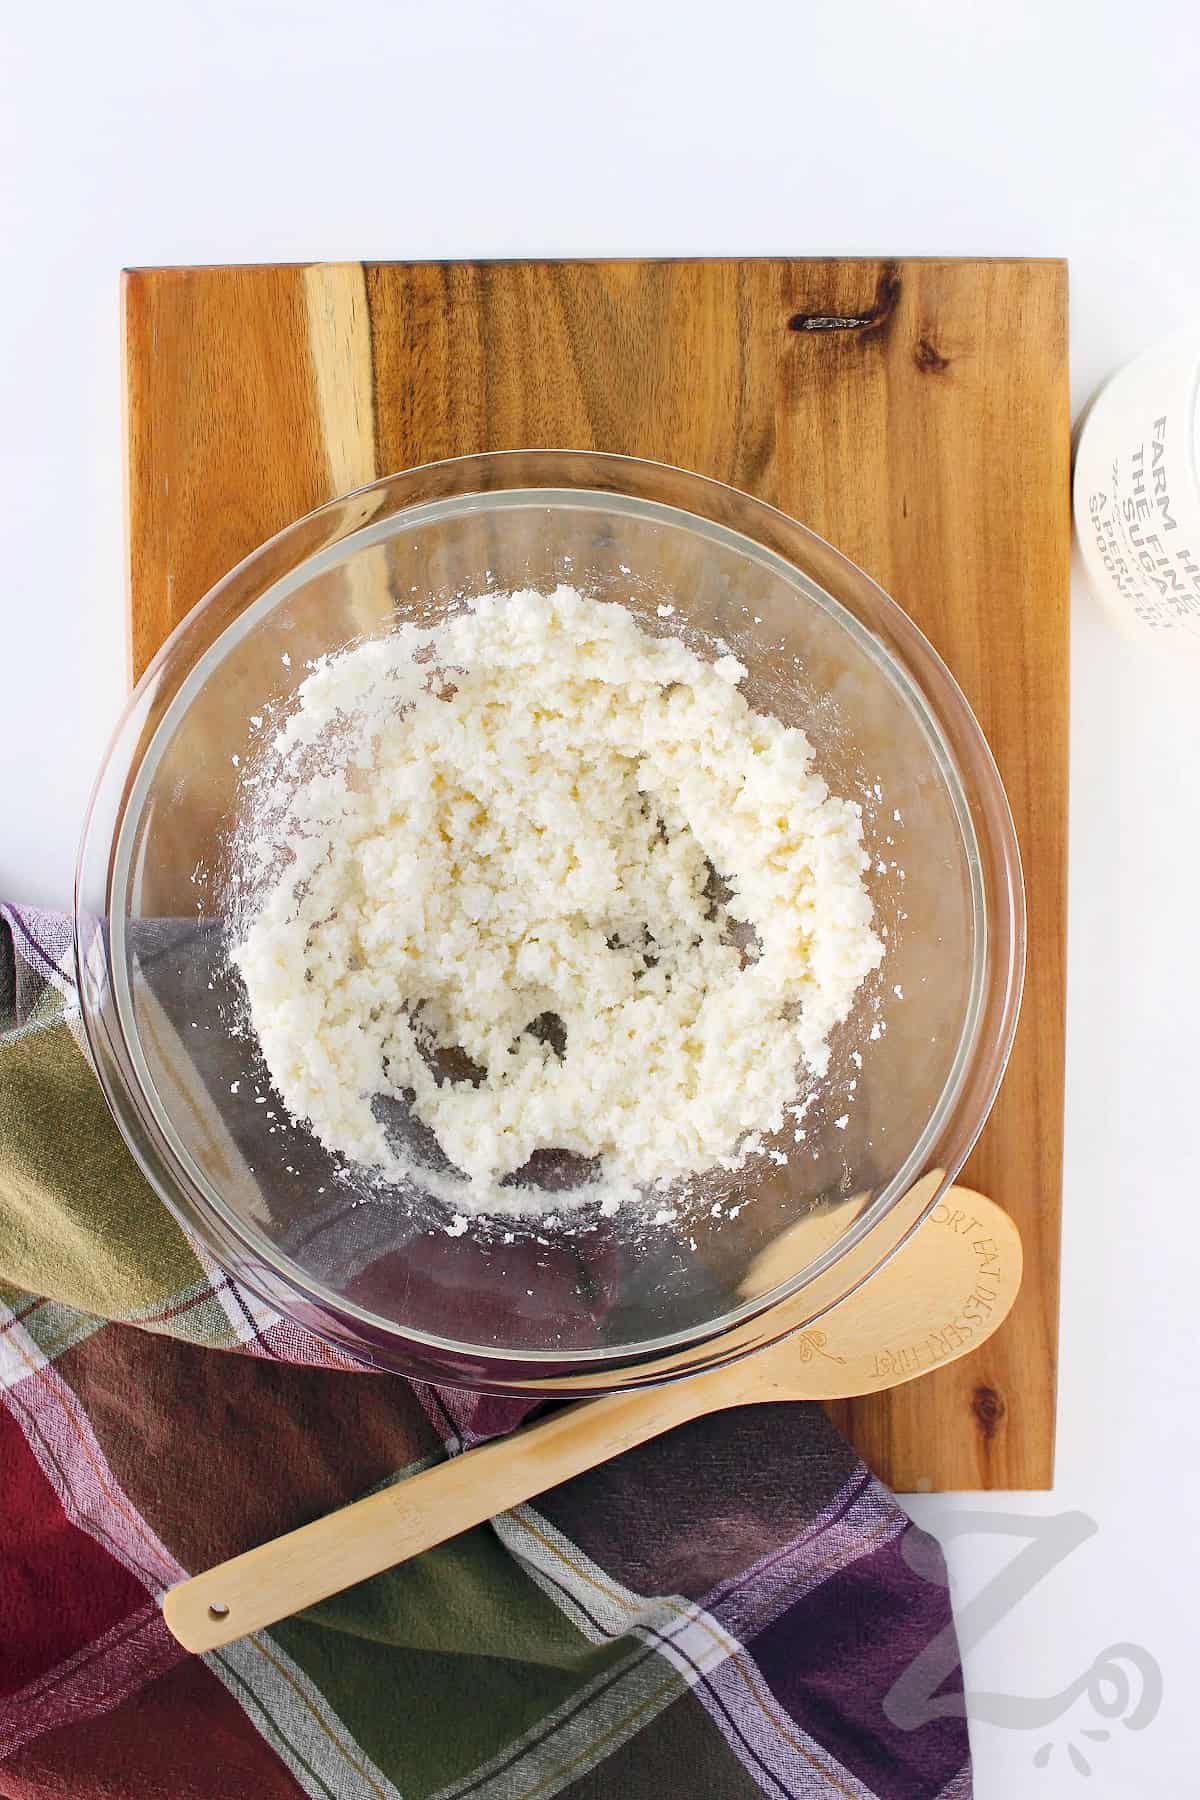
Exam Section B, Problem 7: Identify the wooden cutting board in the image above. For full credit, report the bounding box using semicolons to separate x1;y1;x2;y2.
123;258;1069;1491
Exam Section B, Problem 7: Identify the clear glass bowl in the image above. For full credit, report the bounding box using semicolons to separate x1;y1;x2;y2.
76;451;1024;1393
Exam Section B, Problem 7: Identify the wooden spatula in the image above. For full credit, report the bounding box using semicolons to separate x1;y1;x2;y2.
164;1185;1019;1652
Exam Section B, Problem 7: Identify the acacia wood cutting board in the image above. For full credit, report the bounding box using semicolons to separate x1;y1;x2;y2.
123;257;1069;1491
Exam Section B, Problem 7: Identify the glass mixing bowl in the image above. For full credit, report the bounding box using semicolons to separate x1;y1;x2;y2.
76;451;1024;1393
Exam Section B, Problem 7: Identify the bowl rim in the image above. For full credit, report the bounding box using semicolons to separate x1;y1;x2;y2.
77;448;1026;1384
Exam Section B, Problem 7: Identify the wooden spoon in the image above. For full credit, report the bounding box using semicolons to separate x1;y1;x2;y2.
164;1185;1019;1652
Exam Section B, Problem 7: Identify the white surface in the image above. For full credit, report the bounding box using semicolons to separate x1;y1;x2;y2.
1;2;1197;1794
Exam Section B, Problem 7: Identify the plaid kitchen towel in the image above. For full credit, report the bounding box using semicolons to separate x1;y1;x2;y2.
0;904;971;1800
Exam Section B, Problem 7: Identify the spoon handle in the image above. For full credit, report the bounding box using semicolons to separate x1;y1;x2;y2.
163;1375;710;1652
163;1182;1019;1653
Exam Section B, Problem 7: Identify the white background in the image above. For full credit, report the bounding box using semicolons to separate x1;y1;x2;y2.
2;2;1197;1794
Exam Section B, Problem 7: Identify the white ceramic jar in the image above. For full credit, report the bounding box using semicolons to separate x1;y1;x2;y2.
1074;326;1200;652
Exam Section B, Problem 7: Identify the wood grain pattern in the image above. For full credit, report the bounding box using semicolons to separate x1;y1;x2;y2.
123;257;1069;1490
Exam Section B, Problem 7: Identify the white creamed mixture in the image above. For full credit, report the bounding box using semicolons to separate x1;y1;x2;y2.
235;587;882;1211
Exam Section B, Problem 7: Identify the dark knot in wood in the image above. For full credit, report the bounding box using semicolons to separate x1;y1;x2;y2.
971;1383;1006;1440
914;336;952;373
788;264;901;336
